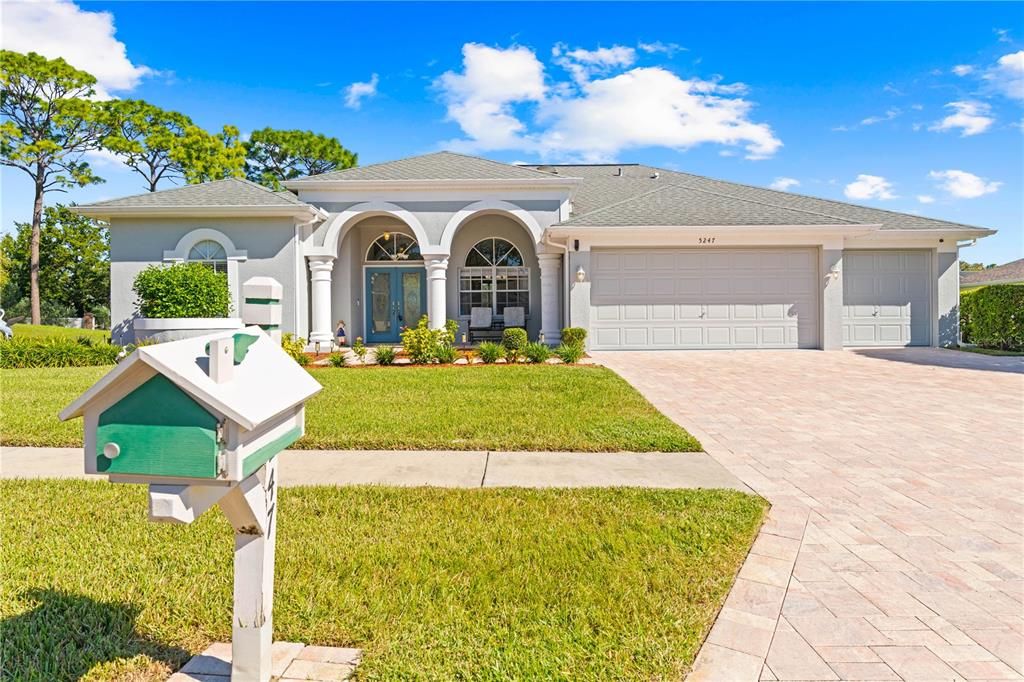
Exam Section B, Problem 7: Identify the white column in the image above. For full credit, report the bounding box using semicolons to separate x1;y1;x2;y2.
307;256;335;344
538;253;562;344
820;247;844;350
424;255;449;330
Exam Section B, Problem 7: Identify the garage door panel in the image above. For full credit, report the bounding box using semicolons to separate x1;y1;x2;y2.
842;250;930;347
589;248;819;350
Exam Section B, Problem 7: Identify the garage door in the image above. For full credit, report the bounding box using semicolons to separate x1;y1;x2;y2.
842;250;931;347
589;248;819;350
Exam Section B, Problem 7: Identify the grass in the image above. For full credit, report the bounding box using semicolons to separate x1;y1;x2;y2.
0;364;701;452
0;480;766;681
9;323;111;343
948;344;1024;357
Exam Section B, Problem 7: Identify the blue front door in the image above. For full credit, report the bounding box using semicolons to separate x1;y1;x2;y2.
365;268;427;344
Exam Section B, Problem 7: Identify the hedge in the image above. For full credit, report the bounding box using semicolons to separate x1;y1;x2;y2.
133;262;231;319
960;285;1024;351
0;337;121;368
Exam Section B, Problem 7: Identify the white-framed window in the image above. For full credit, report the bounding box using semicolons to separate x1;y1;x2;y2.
187;239;228;274
458;238;529;317
366;233;422;262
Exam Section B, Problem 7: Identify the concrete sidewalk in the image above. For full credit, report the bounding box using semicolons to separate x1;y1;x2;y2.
0;446;751;491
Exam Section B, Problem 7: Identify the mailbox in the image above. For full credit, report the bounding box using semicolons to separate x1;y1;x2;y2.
61;326;320;484
60;325;321;682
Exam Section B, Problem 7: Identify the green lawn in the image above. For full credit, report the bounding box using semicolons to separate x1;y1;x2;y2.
0;365;700;452
9;323;111;342
0;480;765;681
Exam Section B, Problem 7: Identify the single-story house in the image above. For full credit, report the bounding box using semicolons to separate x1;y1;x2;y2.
960;258;1024;289
75;151;995;350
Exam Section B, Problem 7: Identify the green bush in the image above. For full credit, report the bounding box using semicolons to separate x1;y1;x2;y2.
328;353;347;367
281;333;310;366
374;345;397;365
0;337;120;368
502;327;528;362
560;327;587;347
476;341;503;364
133;263;231;319
434;344;458;364
400;316;457;364
351;337;368;363
524;341;552;363
960;285;1024;351
554;343;585;364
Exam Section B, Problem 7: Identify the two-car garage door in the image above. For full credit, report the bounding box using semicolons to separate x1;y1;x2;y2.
589;248;819;350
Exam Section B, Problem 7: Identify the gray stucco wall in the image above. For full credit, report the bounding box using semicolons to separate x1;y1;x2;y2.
108;217;300;345
936;249;960;347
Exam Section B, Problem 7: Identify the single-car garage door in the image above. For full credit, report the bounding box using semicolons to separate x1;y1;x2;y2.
589;248;819;350
842;250;931;347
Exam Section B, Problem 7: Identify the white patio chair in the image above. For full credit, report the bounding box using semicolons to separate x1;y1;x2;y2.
503;306;525;329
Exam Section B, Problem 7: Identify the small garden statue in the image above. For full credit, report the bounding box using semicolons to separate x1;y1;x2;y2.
335;320;347;347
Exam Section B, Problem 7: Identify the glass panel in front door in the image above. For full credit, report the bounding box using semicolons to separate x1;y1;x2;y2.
370;271;392;333
402;271;423;328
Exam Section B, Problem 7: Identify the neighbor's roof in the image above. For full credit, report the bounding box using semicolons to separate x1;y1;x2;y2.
73;178;323;219
284;151;579;185
960;258;1024;287
525;164;993;232
60;327;322;431
554;183;860;227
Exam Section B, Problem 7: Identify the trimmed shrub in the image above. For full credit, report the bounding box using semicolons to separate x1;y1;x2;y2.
524;341;552;363
477;341;502;364
281;333;310;366
0;337;120;368
374;345;397;365
502;327;528;362
133;262;231;319
560;327;587;347
960;285;1024;351
554;343;585;364
400;316;458;364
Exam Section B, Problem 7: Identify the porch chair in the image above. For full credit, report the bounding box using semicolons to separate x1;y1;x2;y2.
469;307;502;343
503;306;525;329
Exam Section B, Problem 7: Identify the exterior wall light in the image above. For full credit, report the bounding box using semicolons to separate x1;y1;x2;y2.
827;265;841;281
576;266;586;283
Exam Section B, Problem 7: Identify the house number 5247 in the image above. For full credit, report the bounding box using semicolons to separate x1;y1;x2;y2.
698;237;716;244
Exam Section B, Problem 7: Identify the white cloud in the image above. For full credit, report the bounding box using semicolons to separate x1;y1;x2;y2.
983;50;1024;101
770;177;800;191
1;0;151;98
861;108;902;126
995;28;1011;43
553;44;636;85
844;174;896;201
637;41;686;57
436;43;781;162
952;64;974;76
929;170;1001;198
344;74;379;109
929;101;994;136
916;194;935;204
882;83;903;95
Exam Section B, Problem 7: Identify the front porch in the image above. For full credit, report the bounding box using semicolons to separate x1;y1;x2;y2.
304;201;565;347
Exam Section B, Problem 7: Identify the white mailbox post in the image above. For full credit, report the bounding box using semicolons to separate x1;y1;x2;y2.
60;327;322;682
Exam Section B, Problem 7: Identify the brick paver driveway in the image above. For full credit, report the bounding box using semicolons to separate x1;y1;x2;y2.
596;348;1024;682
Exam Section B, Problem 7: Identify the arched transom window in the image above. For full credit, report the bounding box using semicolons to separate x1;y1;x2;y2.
459;238;529;317
188;239;228;273
366;233;422;262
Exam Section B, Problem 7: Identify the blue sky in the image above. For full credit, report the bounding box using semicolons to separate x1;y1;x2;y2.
2;1;1022;263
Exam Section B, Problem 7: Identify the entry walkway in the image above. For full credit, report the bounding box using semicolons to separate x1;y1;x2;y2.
0;446;750;491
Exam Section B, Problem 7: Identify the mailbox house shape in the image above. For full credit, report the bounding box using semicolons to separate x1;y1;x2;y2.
61;326;321;483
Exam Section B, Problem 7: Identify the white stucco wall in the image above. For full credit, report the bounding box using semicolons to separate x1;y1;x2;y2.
108;217;300;344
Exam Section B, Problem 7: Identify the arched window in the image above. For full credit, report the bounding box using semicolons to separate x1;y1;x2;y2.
366;233;422;262
459;238;529;317
188;239;228;274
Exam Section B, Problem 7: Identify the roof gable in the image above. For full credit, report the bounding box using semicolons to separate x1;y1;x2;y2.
286;151;576;183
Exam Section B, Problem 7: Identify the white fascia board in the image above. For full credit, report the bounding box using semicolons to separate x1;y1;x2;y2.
72;205;323;221
846;228;996;240
545;224;880;242
282;177;582;192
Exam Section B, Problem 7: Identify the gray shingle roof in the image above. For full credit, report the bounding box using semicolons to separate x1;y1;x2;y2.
527;163;991;232
287;151;575;183
960;259;1024;286
559;183;859;227
78;178;312;209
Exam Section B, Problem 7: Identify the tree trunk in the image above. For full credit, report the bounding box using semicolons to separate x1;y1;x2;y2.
29;174;45;325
